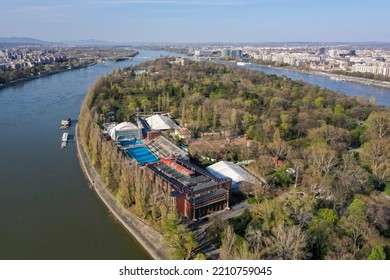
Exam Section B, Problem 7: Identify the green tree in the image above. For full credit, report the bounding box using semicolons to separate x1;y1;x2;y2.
251;198;291;232
367;245;386;260
164;224;198;259
314;97;324;108
206;217;228;247
194;253;208;260
308;208;338;259
162;212;198;259
230;208;252;235
333;104;345;114
385;183;390;196
338;199;371;258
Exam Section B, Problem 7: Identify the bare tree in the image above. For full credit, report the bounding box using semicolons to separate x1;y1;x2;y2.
308;125;350;152
265;223;307;260
307;143;338;177
361;138;390;188
267;129;290;160
365;110;390;139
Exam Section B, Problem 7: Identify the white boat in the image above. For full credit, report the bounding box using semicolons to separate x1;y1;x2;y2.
61;141;67;149
60;117;72;129
237;62;251;66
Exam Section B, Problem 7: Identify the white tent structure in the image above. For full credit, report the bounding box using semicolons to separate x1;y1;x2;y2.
206;161;260;192
109;122;143;141
146;114;179;130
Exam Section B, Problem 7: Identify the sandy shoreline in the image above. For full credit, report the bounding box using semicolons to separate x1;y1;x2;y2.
75;124;170;260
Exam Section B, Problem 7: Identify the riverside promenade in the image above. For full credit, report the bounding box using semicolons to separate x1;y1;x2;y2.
76;124;170;260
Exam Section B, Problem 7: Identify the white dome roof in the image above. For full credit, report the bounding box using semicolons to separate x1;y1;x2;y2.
109;122;139;139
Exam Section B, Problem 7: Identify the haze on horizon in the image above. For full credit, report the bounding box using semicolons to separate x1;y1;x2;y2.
2;0;389;43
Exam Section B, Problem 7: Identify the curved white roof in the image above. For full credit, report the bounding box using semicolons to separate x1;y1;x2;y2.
206;161;259;189
115;122;138;130
109;122;139;139
146;114;179;130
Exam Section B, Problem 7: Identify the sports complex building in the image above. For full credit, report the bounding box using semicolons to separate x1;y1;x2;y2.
103;117;232;220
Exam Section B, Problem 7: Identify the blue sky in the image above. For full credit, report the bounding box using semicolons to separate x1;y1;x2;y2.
1;0;389;43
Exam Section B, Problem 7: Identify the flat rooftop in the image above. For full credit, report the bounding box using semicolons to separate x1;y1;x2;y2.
148;160;222;194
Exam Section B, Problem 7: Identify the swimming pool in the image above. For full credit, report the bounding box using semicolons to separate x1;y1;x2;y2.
125;146;159;164
118;139;144;147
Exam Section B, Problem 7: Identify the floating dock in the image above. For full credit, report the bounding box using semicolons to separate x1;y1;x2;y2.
61;132;68;149
62;132;68;142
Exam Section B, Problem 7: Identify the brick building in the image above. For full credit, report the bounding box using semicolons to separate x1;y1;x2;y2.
146;157;231;220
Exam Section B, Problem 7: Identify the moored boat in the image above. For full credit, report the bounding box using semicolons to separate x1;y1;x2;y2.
60;117;71;129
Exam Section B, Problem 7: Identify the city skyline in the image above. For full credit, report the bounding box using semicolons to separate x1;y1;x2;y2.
2;0;390;43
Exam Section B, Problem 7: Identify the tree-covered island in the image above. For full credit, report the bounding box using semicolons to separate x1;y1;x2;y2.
78;57;390;260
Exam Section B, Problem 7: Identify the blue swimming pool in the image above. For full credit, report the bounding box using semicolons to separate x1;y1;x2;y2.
118;139;143;147
125;146;159;164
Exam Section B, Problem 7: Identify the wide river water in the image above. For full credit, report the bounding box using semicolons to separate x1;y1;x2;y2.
0;50;181;259
242;63;390;107
0;51;389;260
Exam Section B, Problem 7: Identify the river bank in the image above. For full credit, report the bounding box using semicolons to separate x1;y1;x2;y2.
75;124;170;260
0;62;98;90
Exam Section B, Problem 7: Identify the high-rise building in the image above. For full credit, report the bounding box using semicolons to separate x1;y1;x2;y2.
221;48;230;58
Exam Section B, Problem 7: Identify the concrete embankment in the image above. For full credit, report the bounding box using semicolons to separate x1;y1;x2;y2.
75;124;169;260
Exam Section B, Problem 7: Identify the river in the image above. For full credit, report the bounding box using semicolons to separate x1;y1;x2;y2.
0;50;180;260
0;51;389;260
241;63;390;107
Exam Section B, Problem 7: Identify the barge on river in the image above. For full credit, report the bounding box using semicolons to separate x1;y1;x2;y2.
60;117;72;129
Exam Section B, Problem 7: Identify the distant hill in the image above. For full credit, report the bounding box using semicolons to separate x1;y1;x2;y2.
0;37;115;46
0;37;49;45
58;39;114;46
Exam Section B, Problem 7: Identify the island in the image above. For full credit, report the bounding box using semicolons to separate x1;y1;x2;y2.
77;57;390;260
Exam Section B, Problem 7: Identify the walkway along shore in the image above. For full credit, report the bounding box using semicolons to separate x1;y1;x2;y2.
75;124;170;260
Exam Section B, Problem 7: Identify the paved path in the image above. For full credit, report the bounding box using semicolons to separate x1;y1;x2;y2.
76;124;170;260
